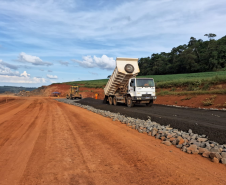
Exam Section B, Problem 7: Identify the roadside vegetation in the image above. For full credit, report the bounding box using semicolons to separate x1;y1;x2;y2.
138;34;226;76
63;79;108;88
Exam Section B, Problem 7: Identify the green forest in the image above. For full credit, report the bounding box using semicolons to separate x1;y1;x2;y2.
138;34;226;75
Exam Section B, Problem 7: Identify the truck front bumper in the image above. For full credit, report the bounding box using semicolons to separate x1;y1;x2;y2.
132;96;157;101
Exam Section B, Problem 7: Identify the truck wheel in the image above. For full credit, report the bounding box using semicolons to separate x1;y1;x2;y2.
113;96;117;106
109;96;113;105
103;96;107;104
127;97;134;108
146;100;153;107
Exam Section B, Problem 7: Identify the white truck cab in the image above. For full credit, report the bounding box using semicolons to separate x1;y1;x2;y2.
128;78;156;106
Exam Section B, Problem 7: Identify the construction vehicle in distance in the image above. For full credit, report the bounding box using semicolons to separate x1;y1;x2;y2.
103;57;156;107
66;86;82;100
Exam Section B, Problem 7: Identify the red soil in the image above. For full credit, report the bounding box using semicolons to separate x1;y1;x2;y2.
155;94;226;109
40;83;105;99
0;96;226;184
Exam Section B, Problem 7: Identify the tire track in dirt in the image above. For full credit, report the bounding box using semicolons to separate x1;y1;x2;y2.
19;99;95;185
0;98;47;185
0;99;40;147
0;98;25;115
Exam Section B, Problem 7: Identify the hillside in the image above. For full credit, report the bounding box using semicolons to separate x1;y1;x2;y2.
0;86;37;94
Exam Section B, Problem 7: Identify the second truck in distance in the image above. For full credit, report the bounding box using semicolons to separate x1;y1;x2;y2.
104;57;156;107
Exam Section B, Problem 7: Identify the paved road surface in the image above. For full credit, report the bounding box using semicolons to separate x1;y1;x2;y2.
0;97;226;185
78;98;226;144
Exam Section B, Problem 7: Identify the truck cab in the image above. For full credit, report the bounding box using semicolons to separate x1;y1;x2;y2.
128;78;156;106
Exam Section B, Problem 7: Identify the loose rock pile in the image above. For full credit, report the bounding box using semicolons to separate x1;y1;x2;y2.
57;99;226;164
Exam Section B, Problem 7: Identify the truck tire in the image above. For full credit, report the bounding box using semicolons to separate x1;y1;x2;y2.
146;100;153;107
127;97;134;108
113;96;117;106
103;96;107;104
109;96;113;105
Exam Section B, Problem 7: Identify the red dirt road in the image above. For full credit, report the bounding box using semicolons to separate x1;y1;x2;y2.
0;97;226;185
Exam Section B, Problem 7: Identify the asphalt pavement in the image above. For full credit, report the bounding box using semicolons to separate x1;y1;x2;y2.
78;98;226;144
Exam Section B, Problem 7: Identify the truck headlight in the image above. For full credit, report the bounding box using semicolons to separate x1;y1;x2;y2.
124;64;134;73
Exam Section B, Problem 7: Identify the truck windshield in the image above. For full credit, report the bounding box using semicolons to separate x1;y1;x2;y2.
136;79;155;87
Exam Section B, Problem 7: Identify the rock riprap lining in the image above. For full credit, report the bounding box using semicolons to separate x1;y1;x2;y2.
56;99;226;164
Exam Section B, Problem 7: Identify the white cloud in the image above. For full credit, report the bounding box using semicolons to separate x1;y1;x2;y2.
18;52;52;66
0;70;46;83
72;55;115;70
0;75;46;83
48;70;52;72
59;61;69;66
47;74;58;79
21;71;30;78
0;64;20;76
0;60;19;70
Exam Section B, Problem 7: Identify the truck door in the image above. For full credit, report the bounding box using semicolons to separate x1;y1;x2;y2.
128;79;136;97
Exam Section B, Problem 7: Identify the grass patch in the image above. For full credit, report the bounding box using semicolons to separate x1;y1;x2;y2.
181;96;192;101
216;102;226;108
62;79;108;88
53;71;226;90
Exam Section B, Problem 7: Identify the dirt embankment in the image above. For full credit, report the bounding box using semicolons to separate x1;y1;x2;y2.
33;84;105;99
154;94;226;109
0;96;226;184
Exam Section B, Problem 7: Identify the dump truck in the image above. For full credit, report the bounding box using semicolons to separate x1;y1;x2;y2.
66;86;82;99
103;57;156;107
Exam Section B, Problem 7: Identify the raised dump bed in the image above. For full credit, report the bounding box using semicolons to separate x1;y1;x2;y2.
104;58;140;96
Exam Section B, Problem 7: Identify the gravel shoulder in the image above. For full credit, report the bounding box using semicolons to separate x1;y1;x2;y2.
77;98;226;144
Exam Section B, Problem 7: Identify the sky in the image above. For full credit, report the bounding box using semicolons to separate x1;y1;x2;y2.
0;0;226;87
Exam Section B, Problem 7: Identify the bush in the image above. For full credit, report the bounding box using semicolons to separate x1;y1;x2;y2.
202;99;214;106
202;95;217;106
202;83;210;90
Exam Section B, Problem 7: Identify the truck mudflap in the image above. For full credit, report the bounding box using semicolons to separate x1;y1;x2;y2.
131;96;157;101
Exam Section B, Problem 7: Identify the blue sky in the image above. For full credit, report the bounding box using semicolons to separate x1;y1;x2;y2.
0;0;226;87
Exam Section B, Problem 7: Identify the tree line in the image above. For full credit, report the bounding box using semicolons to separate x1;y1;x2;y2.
138;34;226;75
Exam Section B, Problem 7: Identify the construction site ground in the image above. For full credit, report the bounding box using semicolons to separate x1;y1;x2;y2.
33;83;226;110
0;96;226;185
